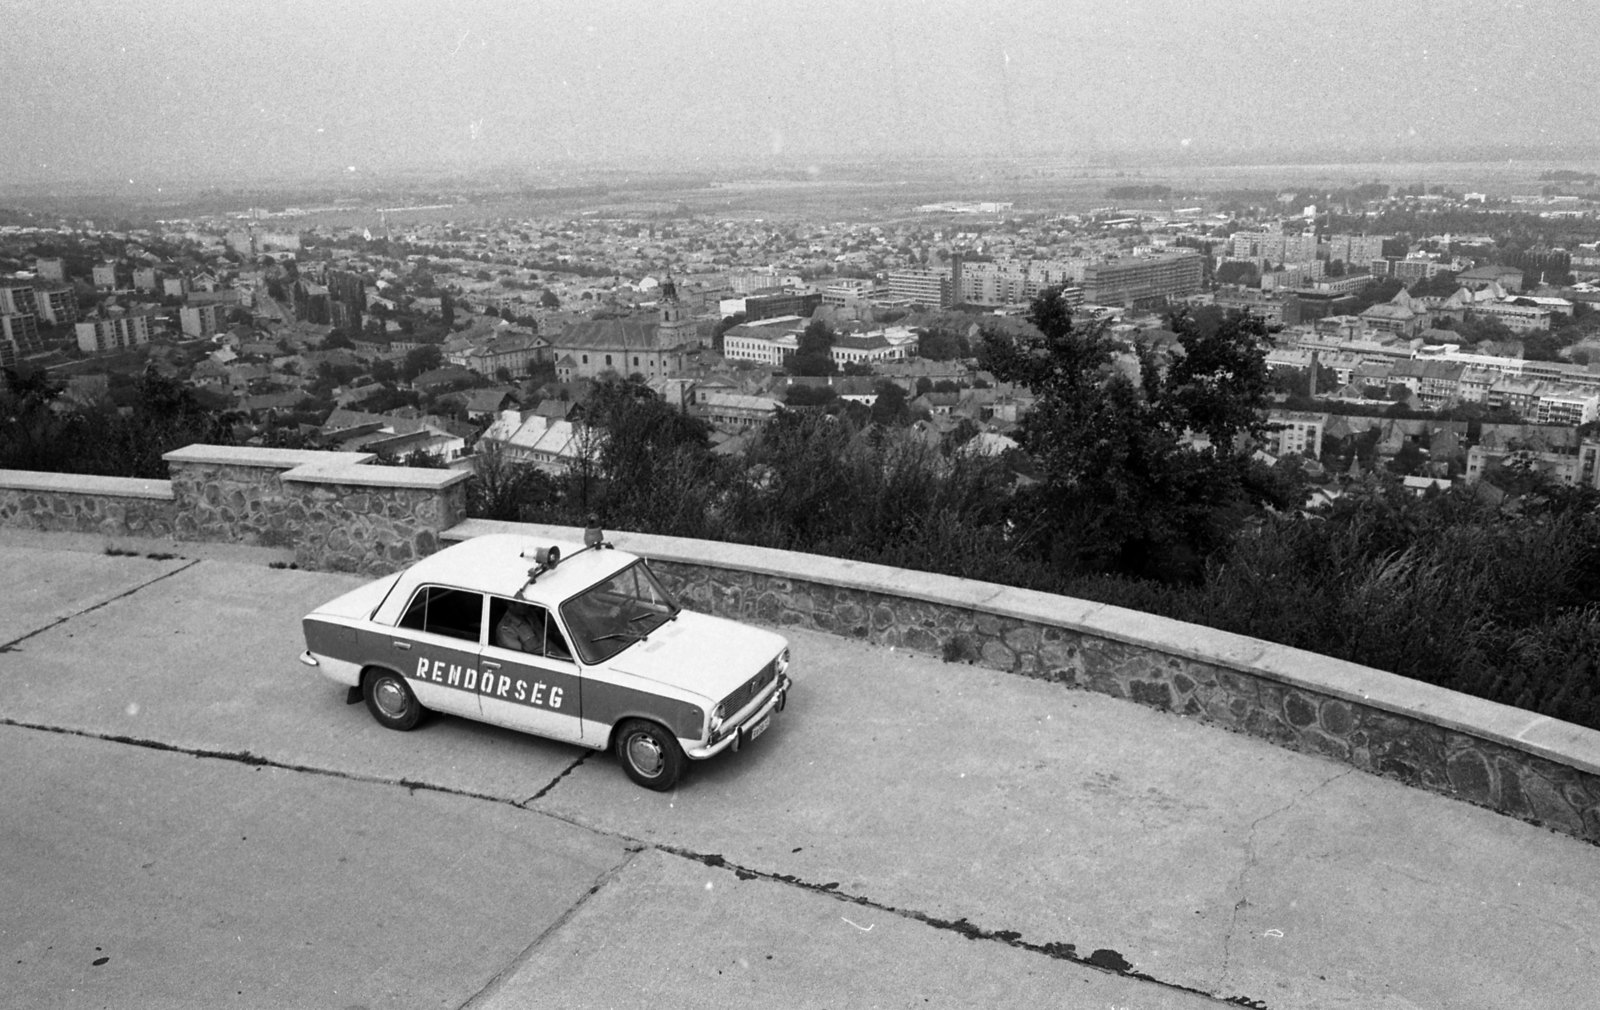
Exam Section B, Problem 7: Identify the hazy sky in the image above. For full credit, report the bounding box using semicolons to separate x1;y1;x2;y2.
1;0;1594;185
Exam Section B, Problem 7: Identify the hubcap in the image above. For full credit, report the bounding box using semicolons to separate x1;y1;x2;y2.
626;732;663;777
375;679;409;719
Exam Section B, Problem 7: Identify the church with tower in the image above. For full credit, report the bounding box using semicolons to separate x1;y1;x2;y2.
551;276;703;383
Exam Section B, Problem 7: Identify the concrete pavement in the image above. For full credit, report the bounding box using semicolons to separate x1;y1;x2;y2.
1;532;1596;1009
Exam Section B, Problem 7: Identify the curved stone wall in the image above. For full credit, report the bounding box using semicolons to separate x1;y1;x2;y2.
446;518;1600;844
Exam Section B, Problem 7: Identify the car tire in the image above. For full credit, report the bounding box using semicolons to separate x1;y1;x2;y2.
364;668;423;731
614;718;685;791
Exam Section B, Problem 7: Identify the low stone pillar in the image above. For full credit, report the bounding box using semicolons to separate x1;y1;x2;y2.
162;445;375;548
279;462;470;574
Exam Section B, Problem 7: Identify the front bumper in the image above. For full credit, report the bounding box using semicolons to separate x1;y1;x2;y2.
685;674;790;760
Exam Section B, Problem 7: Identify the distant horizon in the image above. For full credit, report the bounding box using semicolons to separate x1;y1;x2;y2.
4;144;1599;205
6;0;1598;194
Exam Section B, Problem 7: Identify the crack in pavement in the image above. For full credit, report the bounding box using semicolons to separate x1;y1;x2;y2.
6;718;1274;1007
0;558;202;653
650;844;1273;1007
456;846;644;1010
0;718;526;809
1217;767;1355;994
523;751;591;805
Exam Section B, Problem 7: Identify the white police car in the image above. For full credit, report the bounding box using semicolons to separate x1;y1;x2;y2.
299;530;791;790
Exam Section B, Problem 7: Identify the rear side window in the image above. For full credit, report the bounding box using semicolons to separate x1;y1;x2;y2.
398;586;485;643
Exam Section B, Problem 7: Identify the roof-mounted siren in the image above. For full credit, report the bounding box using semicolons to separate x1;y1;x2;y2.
520;544;562;586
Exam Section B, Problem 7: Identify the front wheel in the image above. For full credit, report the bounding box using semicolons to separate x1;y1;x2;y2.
364;668;423;731
614;719;686;791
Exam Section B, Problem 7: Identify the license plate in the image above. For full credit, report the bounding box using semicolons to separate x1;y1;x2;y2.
746;712;772;744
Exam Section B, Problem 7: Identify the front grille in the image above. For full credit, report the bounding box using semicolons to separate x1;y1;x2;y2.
719;658;776;718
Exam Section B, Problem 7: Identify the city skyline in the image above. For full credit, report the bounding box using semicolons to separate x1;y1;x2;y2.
3;0;1597;187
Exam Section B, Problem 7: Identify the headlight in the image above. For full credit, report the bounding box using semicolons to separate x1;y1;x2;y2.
710;703;726;737
775;648;789;677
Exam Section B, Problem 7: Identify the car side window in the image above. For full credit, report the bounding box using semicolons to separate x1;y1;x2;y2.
398;586;485;643
489;596;576;663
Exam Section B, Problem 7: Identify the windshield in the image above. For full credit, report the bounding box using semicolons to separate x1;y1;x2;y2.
560;560;680;665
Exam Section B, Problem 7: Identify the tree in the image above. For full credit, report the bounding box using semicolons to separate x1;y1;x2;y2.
370;359;398;384
539;289;560;309
869;380;909;426
982;289;1294;581
917;327;968;361
789;320;837;376
712;312;746;355
400;344;443;383
1214;261;1261;287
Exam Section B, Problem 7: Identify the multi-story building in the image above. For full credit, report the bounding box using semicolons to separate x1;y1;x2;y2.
690;392;781;431
821;279;877;308
745;290;821;322
75;311;160;353
1230;231;1319;265
133;267;162;292
721;316;805;366
163;277;189;299
446;333;549;375
92;262;120;290
1268;410;1325;459
886;267;954;309
34;287;78;326
1371;257;1443;282
1472;301;1551;333
1321;234;1388;269
1;313;44;367
1;281;40;316
830;331;917;367
180;303;228;338
1081;250;1203;308
34;257;66;282
1536;387;1599;426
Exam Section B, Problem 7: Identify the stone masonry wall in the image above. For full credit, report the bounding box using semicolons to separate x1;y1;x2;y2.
290;478;466;575
648;560;1600;844
0;478;178;538
168;461;303;548
2;448;469;578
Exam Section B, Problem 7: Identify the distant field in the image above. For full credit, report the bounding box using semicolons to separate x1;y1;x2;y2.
5;156;1596;228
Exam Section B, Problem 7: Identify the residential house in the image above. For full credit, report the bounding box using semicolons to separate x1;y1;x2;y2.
691;392;782;431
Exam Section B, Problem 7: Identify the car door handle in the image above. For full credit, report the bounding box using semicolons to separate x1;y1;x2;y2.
482;661;501;670
391;641;411;650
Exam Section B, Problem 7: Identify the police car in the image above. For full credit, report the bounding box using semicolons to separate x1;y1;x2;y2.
298;530;791;790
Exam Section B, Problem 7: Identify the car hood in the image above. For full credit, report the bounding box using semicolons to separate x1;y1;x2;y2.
606;611;786;701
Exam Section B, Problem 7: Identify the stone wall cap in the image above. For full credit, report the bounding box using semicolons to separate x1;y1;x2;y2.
441;517;1600;777
162;445;375;469
0;469;174;500
282;462;471;489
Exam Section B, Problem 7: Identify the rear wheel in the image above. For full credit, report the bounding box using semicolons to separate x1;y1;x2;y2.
614;719;686;791
364;668;422;731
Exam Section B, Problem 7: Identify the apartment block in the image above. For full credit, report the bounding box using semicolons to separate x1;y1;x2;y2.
92;262;121;290
1083;250;1203;308
75;311;159;353
0;282;39;315
36;287;78;326
886;267;953;309
180;302;228;338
